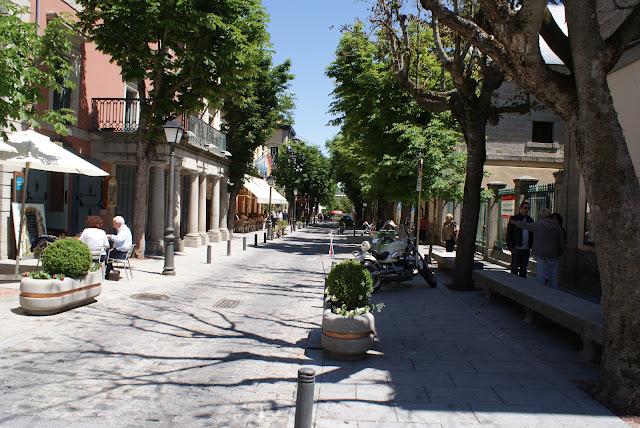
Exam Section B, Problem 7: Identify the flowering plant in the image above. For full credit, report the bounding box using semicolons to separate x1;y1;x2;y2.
325;260;384;318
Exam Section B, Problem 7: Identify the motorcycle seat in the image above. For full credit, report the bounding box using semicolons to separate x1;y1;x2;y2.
372;251;389;261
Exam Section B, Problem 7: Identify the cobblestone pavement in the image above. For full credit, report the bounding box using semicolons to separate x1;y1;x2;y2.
0;225;628;427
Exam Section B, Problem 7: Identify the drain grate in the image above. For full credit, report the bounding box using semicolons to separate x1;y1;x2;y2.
131;293;169;301
213;299;240;309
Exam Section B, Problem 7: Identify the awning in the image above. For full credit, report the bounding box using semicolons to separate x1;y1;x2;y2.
483;165;560;187
243;175;288;205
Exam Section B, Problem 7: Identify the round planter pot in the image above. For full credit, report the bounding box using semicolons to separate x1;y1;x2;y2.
20;271;102;315
321;308;375;359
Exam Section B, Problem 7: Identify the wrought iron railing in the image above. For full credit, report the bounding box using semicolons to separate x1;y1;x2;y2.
92;98;227;154
92;98;140;132
178;114;227;153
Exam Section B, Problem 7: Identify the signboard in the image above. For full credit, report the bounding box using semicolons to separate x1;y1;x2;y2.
12;203;47;258
500;194;516;218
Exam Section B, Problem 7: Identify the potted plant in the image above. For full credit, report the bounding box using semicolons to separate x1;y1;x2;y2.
276;219;290;236
321;260;384;359
20;239;102;315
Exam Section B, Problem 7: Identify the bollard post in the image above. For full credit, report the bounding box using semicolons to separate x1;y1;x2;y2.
254;233;258;247
353;229;356;237
227;239;231;256
242;237;247;251
294;367;316;428
206;244;212;264
263;232;267;243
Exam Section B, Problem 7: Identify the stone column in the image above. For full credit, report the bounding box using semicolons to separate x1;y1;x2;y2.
486;181;507;258
147;166;166;255
513;176;539;207
198;175;208;245
174;169;184;252
219;177;230;241
184;173;201;247
208;175;222;242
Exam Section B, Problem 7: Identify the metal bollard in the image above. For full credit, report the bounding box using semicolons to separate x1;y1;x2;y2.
263;232;267;243
254;233;258;247
294;367;316;428
242;237;247;251
227;239;231;256
353;229;356;237
206;244;213;264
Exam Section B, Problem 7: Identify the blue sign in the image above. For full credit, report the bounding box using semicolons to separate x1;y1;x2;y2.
15;176;24;191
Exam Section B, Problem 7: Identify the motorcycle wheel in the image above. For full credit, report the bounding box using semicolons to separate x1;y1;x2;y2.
421;267;437;288
363;262;383;292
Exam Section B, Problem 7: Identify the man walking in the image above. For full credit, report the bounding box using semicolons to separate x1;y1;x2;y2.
506;200;533;278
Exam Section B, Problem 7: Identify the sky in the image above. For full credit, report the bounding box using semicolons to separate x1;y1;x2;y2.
262;0;373;150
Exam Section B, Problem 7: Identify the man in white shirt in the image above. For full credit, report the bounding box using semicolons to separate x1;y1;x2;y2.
105;216;132;275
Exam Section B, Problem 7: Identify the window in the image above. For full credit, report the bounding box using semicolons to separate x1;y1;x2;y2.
52;77;72;111
532;121;554;143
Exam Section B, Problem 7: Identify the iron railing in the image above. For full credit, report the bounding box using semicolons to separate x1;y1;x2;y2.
91;98;227;154
92;98;140;132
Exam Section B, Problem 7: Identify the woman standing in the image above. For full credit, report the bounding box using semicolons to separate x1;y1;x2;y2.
441;213;458;252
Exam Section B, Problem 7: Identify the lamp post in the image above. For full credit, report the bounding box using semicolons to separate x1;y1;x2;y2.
162;119;184;276
267;175;274;240
293;188;298;232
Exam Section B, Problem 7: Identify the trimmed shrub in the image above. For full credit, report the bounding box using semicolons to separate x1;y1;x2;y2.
325;260;375;316
41;238;92;278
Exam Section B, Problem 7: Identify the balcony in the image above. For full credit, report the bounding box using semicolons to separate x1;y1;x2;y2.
92;98;227;155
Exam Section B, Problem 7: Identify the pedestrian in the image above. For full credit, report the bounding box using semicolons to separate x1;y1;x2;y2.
79;215;110;262
105;216;132;276
506;200;534;278
277;210;283;221
441;213;458;252
510;208;566;289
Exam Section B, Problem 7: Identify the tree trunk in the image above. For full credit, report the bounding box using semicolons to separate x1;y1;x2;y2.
132;140;151;258
565;1;640;413
453;115;487;290
227;189;239;232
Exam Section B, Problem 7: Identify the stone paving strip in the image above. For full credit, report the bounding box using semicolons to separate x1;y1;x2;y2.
0;226;629;427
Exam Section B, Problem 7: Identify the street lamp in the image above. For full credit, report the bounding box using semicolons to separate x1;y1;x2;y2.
267;175;274;240
293;188;298;232
162;119;184;276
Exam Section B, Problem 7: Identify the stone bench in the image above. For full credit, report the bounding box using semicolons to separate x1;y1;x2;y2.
473;270;603;361
430;246;456;270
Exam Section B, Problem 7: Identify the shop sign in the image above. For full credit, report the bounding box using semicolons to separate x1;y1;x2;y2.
501;194;516;218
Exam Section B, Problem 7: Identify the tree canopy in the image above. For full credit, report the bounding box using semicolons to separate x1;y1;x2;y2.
326;22;465;219
0;0;75;137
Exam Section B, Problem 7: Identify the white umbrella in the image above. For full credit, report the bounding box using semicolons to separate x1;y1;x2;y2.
0;141;18;153
0;130;109;275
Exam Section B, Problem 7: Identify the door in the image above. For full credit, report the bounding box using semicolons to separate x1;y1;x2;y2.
116;165;135;230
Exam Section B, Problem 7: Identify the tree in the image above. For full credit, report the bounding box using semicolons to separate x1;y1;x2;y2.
326;23;465;227
0;0;75;137
415;0;640;413
275;140;335;221
222;50;294;229
374;0;533;289
77;0;268;257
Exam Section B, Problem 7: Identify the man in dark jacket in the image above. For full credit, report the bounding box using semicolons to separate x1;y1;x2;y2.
506;200;534;278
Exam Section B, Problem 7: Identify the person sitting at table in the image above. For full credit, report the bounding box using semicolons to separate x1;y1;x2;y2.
79;215;110;262
105;216;132;275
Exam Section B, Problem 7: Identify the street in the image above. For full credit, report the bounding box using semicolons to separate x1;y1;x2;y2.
0;226;628;427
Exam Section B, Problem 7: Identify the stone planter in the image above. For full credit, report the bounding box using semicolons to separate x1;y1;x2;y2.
20;271;102;315
321;308;375;359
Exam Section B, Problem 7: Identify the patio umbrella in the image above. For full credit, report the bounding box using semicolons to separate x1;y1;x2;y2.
0;130;109;275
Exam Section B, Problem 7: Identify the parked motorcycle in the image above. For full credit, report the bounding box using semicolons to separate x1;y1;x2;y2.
353;234;437;291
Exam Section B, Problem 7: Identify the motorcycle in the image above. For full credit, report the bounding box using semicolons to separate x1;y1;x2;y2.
353;233;437;291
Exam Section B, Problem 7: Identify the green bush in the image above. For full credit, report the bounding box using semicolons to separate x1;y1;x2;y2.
326;260;381;317
276;219;289;229
41;238;92;278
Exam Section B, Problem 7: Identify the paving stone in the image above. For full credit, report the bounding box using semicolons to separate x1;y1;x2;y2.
394;403;479;425
450;373;520;388
315;401;398;423
426;386;503;406
412;359;477;373
493;387;578;407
